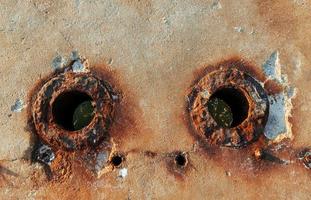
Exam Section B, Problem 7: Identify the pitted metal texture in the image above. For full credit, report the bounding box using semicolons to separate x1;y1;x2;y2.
188;68;269;148
32;70;116;151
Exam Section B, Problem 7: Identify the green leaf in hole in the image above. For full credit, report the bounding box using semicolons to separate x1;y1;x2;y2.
72;101;95;130
207;98;233;128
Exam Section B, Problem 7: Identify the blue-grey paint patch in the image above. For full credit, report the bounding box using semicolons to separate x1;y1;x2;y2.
70;50;80;61
95;152;108;172
51;55;67;70
262;51;297;140
72;59;86;72
264;94;287;139
11;99;25;112
262;51;282;82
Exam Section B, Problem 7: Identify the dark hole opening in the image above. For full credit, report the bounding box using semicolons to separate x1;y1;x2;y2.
52;91;95;131
111;155;123;167
175;153;187;167
208;87;249;128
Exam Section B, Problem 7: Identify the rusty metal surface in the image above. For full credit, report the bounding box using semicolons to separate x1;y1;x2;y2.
1;0;311;199
188;63;269;147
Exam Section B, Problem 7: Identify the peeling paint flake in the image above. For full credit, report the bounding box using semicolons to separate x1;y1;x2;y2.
264;86;296;141
95;152;109;172
264;94;288;139
262;51;282;82
51;55;67;71
72;59;87;73
70;50;80;61
11;99;26;112
70;51;89;73
262;51;297;141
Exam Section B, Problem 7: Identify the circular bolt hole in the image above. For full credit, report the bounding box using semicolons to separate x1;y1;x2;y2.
188;67;269;147
52;91;95;131
175;153;187;167
111;154;123;167
208;87;249;128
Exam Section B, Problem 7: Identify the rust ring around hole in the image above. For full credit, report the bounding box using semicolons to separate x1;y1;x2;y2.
188;68;269;148
32;71;116;151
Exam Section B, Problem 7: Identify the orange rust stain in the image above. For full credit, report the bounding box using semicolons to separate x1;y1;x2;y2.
264;79;284;95
165;151;192;181
26;61;150;185
188;65;269;147
48;152;72;181
184;56;309;180
25;55;311;195
143;150;158;158
91;64;145;146
194;138;297;180
191;56;267;89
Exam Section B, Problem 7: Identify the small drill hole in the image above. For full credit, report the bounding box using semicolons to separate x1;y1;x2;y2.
207;87;249;128
175;153;187;167
52;91;95;131
111;155;123;167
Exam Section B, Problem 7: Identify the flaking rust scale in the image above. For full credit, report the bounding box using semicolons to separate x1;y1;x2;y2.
298;148;311;169
3;1;311;198
26;53;310;185
27;54;127;181
185;56;310;177
188;67;269;148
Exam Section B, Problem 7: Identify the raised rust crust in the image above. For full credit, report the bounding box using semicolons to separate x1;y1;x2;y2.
32;70;117;151
298;148;311;169
188;67;269;148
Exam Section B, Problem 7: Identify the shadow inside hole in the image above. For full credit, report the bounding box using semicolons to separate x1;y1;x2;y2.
111;155;123;167
52;91;95;131
175;154;187;166
208;87;249;128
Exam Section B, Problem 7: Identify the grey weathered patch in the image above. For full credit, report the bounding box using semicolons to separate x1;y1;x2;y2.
51;55;67;71
262;51;282;82
262;52;297;141
70;50;80;61
211;1;222;10
264;94;287;139
72;59;88;73
95;152;109;172
11;98;26;112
